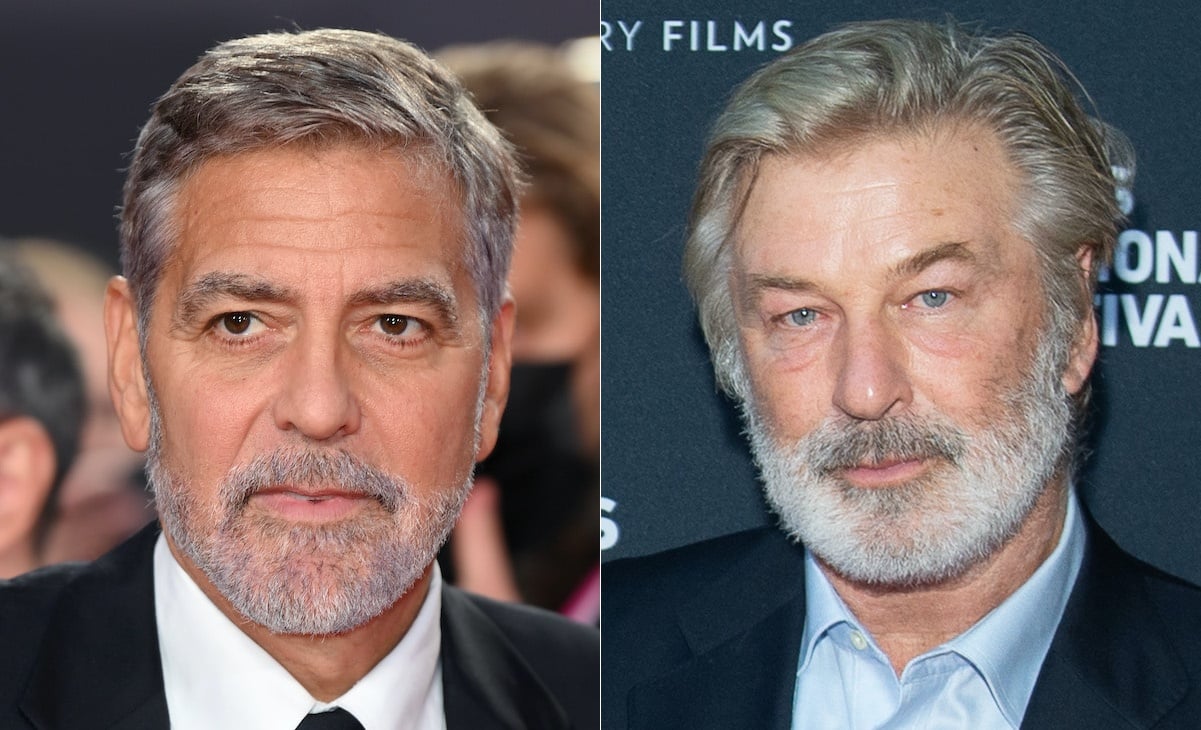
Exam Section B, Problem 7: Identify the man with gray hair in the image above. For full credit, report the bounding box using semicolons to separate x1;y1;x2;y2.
0;29;596;729
603;19;1201;729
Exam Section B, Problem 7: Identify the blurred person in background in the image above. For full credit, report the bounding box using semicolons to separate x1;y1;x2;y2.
437;41;600;621
0;246;85;577
14;239;154;564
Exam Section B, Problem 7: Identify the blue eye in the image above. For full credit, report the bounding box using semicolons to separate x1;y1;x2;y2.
786;308;817;327
920;290;950;308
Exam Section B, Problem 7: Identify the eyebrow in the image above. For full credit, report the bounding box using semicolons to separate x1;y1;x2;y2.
738;240;982;311
736;271;816;315
888;240;978;279
175;272;295;328
348;279;461;334
173;272;461;335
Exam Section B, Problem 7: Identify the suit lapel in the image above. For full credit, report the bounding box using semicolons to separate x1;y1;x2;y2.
19;524;169;730
440;586;572;729
621;519;1192;729
18;530;583;729
1023;523;1189;729
628;532;806;730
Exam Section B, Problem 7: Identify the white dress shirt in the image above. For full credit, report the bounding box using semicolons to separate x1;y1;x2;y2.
154;534;446;730
793;489;1086;729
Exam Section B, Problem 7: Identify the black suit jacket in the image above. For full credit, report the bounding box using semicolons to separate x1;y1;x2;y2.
0;524;598;729
602;521;1201;729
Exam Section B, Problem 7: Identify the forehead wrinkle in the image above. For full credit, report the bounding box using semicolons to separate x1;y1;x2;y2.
173;272;296;328
348;278;461;335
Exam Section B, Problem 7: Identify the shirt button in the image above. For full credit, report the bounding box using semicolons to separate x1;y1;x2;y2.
850;631;868;650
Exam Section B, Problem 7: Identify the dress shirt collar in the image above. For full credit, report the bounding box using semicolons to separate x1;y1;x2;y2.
799;488;1087;726
154;533;445;730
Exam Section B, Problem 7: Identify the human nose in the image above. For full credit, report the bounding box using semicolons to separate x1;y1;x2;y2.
272;332;361;440
831;319;912;421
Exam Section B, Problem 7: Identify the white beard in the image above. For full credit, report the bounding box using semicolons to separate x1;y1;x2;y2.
746;335;1073;587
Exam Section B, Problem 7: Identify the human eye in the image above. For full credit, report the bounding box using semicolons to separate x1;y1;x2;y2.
783;307;819;328
906;290;954;310
209;311;266;338
373;314;428;343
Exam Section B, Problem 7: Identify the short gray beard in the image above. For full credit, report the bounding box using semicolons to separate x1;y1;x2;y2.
146;387;473;635
745;334;1073;587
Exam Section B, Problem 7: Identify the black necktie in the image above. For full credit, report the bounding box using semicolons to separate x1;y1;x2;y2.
295;707;365;730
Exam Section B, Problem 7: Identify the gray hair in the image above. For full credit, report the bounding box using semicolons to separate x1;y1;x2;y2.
683;19;1125;404
120;28;520;334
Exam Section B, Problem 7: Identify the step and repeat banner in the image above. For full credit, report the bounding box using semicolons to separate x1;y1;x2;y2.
600;0;1201;585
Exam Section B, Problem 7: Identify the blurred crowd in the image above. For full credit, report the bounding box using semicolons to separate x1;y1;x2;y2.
0;39;599;623
0;240;153;578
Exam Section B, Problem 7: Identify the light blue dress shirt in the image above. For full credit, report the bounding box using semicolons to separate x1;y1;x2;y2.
793;490;1086;729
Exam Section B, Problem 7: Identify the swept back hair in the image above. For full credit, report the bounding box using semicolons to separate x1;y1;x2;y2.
121;28;521;334
683;19;1128;405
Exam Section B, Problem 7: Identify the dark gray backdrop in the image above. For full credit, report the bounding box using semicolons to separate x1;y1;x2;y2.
0;0;595;268
600;0;1201;587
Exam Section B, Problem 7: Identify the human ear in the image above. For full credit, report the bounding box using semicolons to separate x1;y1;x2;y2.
104;277;152;452
474;297;515;462
1062;247;1099;396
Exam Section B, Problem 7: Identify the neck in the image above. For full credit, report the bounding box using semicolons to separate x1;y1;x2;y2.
821;478;1070;676
168;538;432;701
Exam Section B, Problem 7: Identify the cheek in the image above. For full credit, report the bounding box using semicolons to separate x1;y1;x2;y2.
904;290;1048;412
907;326;1042;423
742;341;827;439
360;368;483;489
157;372;264;491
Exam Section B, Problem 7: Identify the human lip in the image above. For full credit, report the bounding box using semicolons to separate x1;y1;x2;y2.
249;485;375;521
837;457;930;488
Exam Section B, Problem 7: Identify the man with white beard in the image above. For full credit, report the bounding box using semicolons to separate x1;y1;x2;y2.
603;19;1201;730
0;29;596;730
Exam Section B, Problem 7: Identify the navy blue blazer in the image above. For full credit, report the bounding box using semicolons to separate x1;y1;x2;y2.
603;520;1201;729
0;524;598;730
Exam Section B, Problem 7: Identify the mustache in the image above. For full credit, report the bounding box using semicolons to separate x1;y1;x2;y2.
220;448;406;513
803;416;966;475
